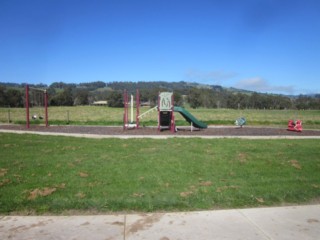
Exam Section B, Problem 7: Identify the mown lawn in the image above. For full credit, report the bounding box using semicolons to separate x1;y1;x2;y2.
0;133;320;214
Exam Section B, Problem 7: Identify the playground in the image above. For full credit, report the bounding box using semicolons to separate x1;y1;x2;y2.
1;85;320;131
1;87;320;136
1;86;320;143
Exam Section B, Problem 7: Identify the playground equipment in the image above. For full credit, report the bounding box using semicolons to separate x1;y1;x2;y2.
25;85;49;128
123;89;140;129
235;117;246;128
123;90;207;131
174;106;207;130
158;92;175;132
287;119;302;132
157;92;208;131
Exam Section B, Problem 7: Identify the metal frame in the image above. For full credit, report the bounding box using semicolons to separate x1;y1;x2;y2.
123;90;129;130
123;89;140;129
136;89;140;128
25;85;49;128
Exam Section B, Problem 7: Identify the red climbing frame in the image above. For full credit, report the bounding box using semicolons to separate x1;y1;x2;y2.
123;90;129;130
136;89;140;129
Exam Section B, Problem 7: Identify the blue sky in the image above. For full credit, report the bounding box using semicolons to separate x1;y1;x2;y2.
1;0;320;95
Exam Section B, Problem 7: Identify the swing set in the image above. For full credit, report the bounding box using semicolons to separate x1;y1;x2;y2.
25;85;49;128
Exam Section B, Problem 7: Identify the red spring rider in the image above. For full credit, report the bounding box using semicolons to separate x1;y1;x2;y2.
295;120;302;132
287;120;302;132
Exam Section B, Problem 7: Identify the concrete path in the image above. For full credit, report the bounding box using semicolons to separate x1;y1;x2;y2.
1;205;320;240
2;129;320;139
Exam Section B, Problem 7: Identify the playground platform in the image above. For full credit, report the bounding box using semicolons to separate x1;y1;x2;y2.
1;204;320;239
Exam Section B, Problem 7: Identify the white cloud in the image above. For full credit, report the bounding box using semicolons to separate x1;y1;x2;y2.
184;69;237;84
234;77;295;94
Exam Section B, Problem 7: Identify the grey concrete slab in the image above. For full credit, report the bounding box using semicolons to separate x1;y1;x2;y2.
239;205;320;240
0;215;125;240
125;211;269;240
1;205;320;240
2;129;320;139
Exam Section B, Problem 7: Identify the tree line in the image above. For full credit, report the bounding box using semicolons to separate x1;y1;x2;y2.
0;81;319;110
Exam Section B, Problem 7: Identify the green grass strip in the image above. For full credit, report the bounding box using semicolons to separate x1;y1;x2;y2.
1;133;320;214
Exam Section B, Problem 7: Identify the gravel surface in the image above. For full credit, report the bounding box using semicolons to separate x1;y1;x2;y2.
1;124;320;137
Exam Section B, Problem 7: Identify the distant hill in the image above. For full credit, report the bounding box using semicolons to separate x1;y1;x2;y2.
0;80;237;94
1;81;319;109
0;80;311;96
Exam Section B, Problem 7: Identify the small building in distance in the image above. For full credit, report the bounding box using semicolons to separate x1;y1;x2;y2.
92;101;108;106
140;101;151;107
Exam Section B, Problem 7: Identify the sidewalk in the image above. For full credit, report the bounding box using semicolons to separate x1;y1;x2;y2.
2;129;320;139
1;205;320;240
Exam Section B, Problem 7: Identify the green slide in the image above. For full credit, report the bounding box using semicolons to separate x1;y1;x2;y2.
174;106;207;129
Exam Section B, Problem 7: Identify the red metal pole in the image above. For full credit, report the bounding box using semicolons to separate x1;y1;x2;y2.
44;90;48;127
157;92;160;131
123;90;128;130
136;89;140;129
126;91;129;128
123;90;126;129
25;85;30;128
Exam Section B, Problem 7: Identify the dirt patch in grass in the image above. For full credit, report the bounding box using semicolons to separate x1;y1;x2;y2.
27;187;57;200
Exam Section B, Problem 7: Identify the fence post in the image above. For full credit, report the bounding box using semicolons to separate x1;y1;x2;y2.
67;110;70;124
44;90;48;127
7;107;11;123
25;85;30;128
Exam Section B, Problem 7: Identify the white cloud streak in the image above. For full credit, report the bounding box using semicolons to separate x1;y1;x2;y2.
234;77;295;94
184;69;237;84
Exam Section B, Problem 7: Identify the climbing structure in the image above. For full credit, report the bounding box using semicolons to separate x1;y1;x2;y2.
123;90;207;132
158;92;175;132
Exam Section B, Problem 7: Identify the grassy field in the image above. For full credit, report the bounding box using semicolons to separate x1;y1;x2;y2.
1;106;320;128
1;133;320;214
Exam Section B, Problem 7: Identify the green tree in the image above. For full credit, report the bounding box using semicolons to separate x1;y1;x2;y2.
50;88;73;106
0;86;6;106
200;89;215;108
107;91;123;107
187;88;202;108
6;89;24;107
173;91;183;106
74;89;89;105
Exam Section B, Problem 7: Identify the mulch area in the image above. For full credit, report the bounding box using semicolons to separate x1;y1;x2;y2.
1;124;320;137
